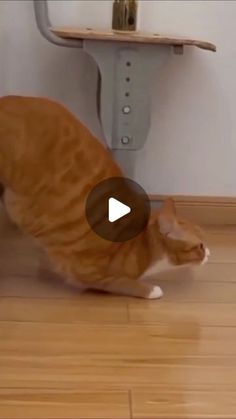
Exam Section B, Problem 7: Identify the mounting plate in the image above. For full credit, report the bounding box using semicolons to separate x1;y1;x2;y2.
84;41;170;150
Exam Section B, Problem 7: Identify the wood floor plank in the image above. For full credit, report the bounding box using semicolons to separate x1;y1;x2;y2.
0;273;78;298
2;322;236;356
207;233;236;263
1;322;236;390
0;296;128;324
131;389;236;418
142;260;236;303
193;262;236;282
155;279;236;302
2;364;236;391
0;389;130;419
129;301;236;326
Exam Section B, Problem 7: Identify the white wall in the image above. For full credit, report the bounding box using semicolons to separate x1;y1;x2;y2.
0;0;235;196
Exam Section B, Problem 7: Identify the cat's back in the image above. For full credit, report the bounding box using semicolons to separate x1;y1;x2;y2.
1;94;123;197
0;95;73;120
0;95;120;176
0;95;94;145
0;95;78;153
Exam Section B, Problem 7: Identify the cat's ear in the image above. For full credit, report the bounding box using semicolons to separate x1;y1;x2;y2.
158;199;184;239
161;198;177;217
149;199;176;231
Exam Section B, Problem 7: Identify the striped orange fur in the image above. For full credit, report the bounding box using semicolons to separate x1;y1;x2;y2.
0;96;208;298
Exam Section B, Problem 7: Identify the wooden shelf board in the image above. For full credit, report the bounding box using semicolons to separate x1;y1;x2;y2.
51;27;216;52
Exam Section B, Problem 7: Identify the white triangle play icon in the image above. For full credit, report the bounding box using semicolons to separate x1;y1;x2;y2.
108;197;131;223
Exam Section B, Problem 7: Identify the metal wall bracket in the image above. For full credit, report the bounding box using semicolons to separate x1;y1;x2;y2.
33;0;169;152
84;41;170;150
33;1;215;161
34;0;83;48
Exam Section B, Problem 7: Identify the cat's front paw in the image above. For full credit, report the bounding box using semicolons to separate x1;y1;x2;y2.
147;285;163;299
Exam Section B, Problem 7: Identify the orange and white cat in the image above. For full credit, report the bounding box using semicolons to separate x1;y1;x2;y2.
0;96;209;298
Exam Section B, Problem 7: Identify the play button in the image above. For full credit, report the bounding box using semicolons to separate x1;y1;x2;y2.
108;198;131;222
85;177;150;242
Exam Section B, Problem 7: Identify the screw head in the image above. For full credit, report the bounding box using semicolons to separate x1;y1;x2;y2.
123;105;131;114
121;136;130;145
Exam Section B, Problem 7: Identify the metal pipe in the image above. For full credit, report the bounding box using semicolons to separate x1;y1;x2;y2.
33;0;83;48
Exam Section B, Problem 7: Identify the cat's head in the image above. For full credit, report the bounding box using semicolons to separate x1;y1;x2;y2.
152;199;210;267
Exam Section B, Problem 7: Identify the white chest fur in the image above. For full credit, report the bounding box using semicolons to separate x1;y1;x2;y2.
141;256;175;280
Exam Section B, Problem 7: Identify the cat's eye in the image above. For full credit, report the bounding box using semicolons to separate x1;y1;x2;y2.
199;243;204;251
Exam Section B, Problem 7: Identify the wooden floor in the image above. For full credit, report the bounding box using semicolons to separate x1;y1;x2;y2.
1;207;236;418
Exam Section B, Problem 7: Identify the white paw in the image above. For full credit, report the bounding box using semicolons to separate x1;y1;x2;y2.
201;247;211;265
148;286;163;299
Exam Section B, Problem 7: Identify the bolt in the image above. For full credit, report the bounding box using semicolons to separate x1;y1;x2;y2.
123;105;131;114
121;136;130;145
